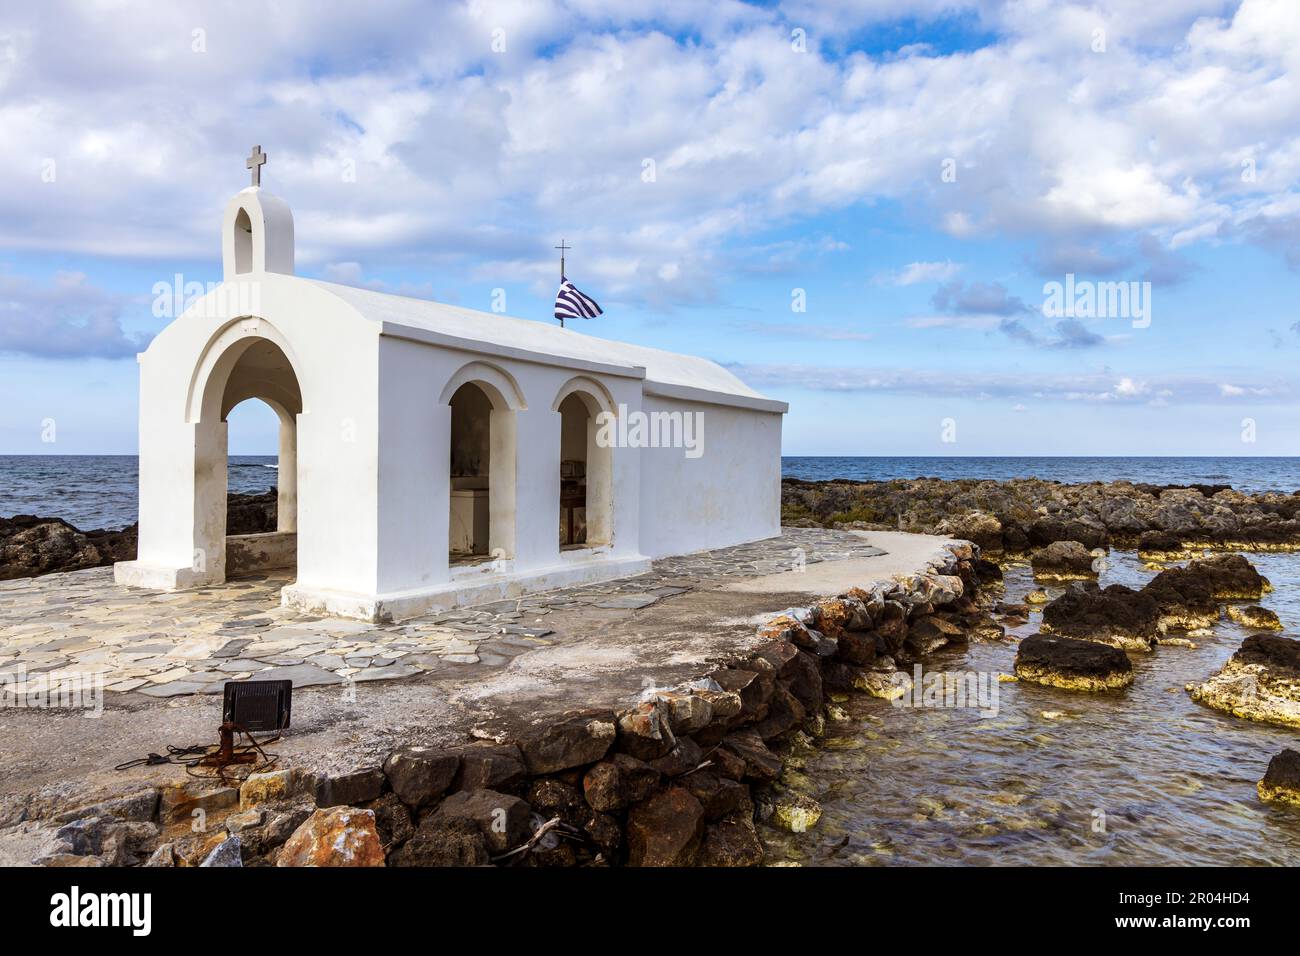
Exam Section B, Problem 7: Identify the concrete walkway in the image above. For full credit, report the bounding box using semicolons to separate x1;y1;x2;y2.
0;528;959;822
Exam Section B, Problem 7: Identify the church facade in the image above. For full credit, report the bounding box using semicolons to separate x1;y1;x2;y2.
114;170;787;621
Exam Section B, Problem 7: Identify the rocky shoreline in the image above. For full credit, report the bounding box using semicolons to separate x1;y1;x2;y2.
0;492;277;581
14;540;1008;867
782;476;1300;555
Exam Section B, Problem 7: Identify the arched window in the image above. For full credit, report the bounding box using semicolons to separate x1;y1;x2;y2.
233;207;253;275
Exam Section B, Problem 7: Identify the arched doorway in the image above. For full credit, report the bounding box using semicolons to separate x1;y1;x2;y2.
194;333;302;582
554;380;613;549
446;377;518;566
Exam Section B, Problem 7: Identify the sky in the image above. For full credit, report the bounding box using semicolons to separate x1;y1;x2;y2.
1;0;1298;457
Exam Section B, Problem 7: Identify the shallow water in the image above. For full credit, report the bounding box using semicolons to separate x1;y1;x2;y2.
764;551;1300;866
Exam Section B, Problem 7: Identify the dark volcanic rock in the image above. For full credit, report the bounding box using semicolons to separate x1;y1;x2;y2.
1257;749;1300;806
626;787;705;866
429;789;531;855
1030;540;1099;580
1184;553;1271;600
1041;583;1161;651
1142;566;1220;629
520;710;616;774
388;816;490;867
698;813;765;866
1014;633;1134;692
382;745;459;808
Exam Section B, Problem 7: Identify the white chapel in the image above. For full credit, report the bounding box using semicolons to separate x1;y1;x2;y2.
115;152;787;621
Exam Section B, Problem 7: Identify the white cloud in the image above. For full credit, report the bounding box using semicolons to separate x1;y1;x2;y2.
886;260;963;285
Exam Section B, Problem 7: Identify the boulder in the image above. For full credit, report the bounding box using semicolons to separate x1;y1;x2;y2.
718;729;783;782
159;782;239;826
1257;749;1300;806
314;767;385;808
583;754;661;812
239;769;308;810
1137;530;1189;560
1142;567;1220;630
680;771;751;821
1030;540;1100;580
710;667;775;718
1226;605;1283;631
430;789;531;855
1041;583;1161;651
1187;634;1300;728
388;816;490;867
453;743;527;792
276;807;385;867
626;787;705;866
647;736;705;777
199;835;243;867
616;701;677;760
520;710;616;774
360;792;414;850
1185;553;1271;600
697;813;765;866
655;691;714;735
771;792;822;833
1014;633;1134;692
382;745;459;808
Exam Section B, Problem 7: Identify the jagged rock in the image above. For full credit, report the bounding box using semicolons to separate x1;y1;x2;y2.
239;769;308;810
698;813;765;866
1041;583;1161;651
752;685;805;740
834;628;879;665
520;710;616;774
1143;566;1220;629
903;616;962;659
314;767;385;808
452;743;527;791
159;782;239;826
680;771;751;821
1030;540;1099;580
382;745;459;808
430;789;530;855
1185;553;1271;600
142;843;176;867
616;701;677;760
277;807;385;867
53;790;159;825
718;729;783;782
583;753;661;812
626;787;705;866
935;510;1003;551
1014;633;1134;692
1257;749;1300;806
1137;530;1189;560
200;835;243;867
361;792;414;850
647;736;705;777
1188;634;1300;728
655;691;714;734
1227;605;1283;630
388;816;489;867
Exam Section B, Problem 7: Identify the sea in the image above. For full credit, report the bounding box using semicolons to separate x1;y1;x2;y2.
2;455;1298;530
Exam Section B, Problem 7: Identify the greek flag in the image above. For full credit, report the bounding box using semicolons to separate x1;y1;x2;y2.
554;278;603;322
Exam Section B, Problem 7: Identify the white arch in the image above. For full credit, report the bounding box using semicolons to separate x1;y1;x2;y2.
551;374;616;415
186;316;306;424
437;360;527;410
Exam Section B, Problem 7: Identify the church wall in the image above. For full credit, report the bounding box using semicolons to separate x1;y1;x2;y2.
637;395;783;558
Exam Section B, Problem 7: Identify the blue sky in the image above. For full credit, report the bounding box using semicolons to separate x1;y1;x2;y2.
1;0;1298;456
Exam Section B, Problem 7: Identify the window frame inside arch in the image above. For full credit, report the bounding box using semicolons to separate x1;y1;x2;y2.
233;207;253;274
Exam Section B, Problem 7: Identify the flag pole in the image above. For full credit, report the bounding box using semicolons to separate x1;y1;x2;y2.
555;239;570;328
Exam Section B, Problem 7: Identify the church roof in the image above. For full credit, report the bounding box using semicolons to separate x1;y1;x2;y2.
305;277;787;412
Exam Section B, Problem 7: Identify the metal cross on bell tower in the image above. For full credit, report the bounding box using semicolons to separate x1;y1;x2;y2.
555;239;570;280
246;145;267;187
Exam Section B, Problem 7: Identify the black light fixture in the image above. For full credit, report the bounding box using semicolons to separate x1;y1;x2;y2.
223;679;293;733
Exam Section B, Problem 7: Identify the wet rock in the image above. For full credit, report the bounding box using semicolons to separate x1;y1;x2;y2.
771;792;822;833
698;813;765;866
1143;567;1220;630
626;787;705;866
1185;553;1271;600
583;754;660;811
314;767;385;808
277;807;385;867
1137;530;1189;560
1226;605;1283;631
1030;540;1099;580
1188;634;1300;728
903;616;963;659
1257;749;1300;806
430;789;530;855
1041;583;1161;651
382;745;459;808
388;816;489;867
452;743;527;792
1014;633;1134;692
973;557;1004;581
616;701;677;760
521;710;616;774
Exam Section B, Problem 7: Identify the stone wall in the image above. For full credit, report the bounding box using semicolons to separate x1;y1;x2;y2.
33;540;1002;868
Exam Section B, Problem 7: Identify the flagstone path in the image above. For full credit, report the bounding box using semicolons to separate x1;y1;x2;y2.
0;529;883;698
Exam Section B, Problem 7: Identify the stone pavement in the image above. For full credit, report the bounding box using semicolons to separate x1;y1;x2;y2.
0;529;884;699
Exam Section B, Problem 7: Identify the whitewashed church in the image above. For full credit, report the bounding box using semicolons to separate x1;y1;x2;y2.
115;151;787;621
